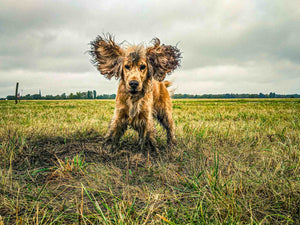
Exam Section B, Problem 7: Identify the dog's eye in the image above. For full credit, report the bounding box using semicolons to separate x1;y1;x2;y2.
125;65;130;70
140;65;146;70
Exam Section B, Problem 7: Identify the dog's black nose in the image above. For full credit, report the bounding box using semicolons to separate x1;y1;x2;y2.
129;80;139;89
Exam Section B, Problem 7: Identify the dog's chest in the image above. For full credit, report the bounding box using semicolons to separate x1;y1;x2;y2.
127;99;141;119
126;98;150;126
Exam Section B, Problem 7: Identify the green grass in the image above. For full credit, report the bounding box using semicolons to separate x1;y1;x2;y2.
0;99;299;224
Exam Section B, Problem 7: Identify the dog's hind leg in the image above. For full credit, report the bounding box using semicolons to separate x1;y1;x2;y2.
156;110;177;146
138;129;157;151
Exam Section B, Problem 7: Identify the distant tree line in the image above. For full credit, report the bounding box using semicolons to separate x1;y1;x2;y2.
3;91;300;100
6;90;115;100
172;92;300;99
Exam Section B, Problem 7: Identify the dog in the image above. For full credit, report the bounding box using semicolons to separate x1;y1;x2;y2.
89;34;181;150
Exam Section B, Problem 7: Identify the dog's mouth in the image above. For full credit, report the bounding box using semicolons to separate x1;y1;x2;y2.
129;89;138;95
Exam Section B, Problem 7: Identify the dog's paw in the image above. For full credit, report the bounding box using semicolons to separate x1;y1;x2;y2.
168;137;177;146
102;138;117;152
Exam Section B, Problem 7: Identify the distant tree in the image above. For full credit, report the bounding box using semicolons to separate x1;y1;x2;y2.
269;92;276;98
93;90;97;99
75;92;82;99
69;93;75;99
32;94;41;99
7;95;15;100
45;95;53;100
81;92;88;99
96;94;116;99
87;91;93;99
25;94;33;100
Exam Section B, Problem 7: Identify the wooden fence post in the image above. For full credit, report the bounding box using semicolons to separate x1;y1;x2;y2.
15;82;19;104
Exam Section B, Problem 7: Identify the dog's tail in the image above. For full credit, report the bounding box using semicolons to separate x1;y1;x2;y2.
164;80;176;97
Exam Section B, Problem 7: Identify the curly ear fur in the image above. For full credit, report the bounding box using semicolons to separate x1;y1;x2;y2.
89;34;124;80
146;38;181;81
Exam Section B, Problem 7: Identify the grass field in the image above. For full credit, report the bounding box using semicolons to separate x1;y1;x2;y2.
0;99;299;224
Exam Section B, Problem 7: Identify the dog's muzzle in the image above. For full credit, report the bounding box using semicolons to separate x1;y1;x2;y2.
129;80;139;94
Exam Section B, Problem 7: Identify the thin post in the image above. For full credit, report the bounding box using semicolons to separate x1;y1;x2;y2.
15;82;19;104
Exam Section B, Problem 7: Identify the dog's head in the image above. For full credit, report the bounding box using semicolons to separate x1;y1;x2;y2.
90;34;181;95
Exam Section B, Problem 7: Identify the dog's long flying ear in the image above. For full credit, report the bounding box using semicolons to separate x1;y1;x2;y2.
89;34;124;80
146;38;181;81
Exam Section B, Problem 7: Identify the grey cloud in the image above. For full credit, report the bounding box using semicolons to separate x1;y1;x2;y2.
0;0;300;97
178;1;300;69
0;1;85;35
181;20;300;69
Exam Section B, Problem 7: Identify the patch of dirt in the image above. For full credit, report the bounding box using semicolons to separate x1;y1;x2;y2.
10;134;97;168
10;131;169;173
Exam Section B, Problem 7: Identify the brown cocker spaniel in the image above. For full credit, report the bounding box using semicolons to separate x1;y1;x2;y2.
89;34;181;150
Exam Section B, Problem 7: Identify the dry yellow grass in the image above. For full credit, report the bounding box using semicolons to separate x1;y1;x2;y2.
0;99;299;224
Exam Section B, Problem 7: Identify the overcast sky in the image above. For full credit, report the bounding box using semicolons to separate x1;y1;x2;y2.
1;0;300;97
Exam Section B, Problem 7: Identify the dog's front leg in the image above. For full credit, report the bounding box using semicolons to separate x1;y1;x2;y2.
104;110;128;150
138;125;147;150
137;119;157;152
